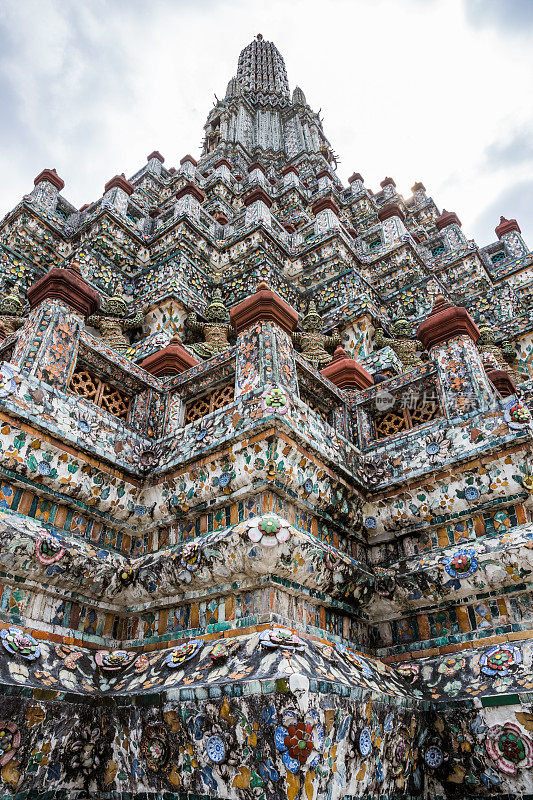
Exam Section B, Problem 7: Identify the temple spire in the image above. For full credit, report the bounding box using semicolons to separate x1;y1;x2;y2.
236;34;290;98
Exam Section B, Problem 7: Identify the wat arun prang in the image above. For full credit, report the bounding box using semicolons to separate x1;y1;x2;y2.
0;33;531;800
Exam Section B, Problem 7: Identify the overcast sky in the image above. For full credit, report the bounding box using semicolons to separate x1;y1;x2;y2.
1;0;532;248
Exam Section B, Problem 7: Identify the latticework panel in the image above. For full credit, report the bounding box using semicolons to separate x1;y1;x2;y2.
70;368;103;405
211;383;235;411
409;397;441;427
69;365;131;421
374;386;443;440
374;408;410;439
100;384;131;420
185;396;211;424
184;382;234;424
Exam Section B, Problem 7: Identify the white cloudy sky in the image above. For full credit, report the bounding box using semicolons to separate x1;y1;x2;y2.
1;0;532;247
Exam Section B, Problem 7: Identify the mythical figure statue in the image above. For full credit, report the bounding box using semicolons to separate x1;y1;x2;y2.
292;302;341;369
87;295;144;353
185;288;233;360
0;284;26;341
374;317;425;369
477;325;528;385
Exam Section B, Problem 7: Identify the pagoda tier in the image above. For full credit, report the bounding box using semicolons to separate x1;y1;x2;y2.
0;33;531;800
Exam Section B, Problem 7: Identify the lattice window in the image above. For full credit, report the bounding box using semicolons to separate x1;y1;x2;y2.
184;382;234;424
69;365;131;421
373;389;442;440
374;407;410;439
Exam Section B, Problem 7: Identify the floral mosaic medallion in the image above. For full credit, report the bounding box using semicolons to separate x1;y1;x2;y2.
117;566;135;586
35;534;65;565
0;626;40;661
180;541;202;574
424;745;444;768
395;663;420;683
164;639;202;668
359;727;372;757
522;475;533;493
141;725;170;771
206;734;226;764
504;398;531;429
0;365;16;398
274;709;323;773
262;386;289;414
364;516;377;529
247;514;291;547
437;654;465;676
210;639;239;661
94;649;135;671
0;721;20;766
485;722;533;775
479;644;522;677
441;547;478;579
259;628;303;651
218;471;231;488
464;485;480;501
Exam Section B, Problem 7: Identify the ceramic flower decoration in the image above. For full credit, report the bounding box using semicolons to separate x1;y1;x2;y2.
95;649;136;671
479;644;522;677
35;534;66;565
180;541;202;573
274;708;323;773
441;547;478;579
0;721;20;766
164;639;202;668
485;722;533;775
0;626;40;661
259;628;303;651
247;514;291;547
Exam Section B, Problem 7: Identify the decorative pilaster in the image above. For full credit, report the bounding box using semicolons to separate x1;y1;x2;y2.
316;168;333;192
146;151;164;176
312;197;340;234
244;187;272;227
179;154;197;180
13;265;100;390
348;172;364;194
495;217;528;258
247;161;267;187
31;169;64;212
102;174;134;215
213;158;232;182
230;280;299;396
435;209;467;250
380;177;396;199
411;181;427;206
417;295;498;418
377;203;406;245
174;183;205;221
282;165;299;188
